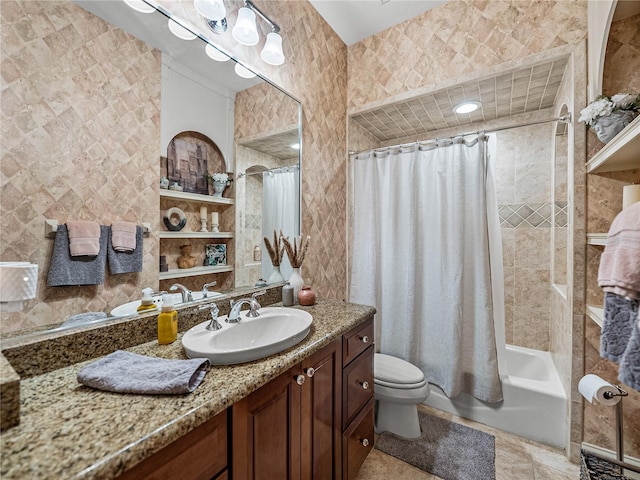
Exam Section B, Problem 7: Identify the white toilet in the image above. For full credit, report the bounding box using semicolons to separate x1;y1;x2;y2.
374;353;430;438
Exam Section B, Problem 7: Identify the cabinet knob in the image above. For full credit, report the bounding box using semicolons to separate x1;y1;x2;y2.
305;367;315;378
360;438;370;447
358;381;369;390
360;335;369;344
295;374;306;386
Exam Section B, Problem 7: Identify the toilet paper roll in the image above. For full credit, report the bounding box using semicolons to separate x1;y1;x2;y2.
578;374;620;406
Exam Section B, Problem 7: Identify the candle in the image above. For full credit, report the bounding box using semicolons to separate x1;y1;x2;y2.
211;212;219;225
200;206;207;220
623;184;640;210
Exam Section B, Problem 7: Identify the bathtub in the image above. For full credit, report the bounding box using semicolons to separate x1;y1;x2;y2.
423;344;567;448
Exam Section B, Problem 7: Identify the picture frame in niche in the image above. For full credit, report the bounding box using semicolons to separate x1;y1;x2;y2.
206;244;226;266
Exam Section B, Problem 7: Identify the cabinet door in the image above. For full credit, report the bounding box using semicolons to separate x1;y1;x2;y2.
232;367;303;480
301;338;342;480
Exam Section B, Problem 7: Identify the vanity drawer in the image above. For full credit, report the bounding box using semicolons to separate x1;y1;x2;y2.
343;318;373;366
342;344;374;429
342;398;374;480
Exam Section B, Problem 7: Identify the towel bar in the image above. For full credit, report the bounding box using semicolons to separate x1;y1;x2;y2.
44;220;151;238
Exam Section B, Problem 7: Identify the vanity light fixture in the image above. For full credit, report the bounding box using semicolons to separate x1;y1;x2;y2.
168;18;197;40
205;43;230;62
123;0;156;13
232;6;260;46
453;101;482;114
234;63;257;79
194;0;226;21
261;32;285;66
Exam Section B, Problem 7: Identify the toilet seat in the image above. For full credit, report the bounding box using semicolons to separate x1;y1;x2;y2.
374;353;426;390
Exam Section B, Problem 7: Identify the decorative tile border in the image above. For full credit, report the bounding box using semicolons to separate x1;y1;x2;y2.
499;202;567;228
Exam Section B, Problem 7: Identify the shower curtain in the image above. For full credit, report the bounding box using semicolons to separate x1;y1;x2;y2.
262;168;300;281
349;135;504;403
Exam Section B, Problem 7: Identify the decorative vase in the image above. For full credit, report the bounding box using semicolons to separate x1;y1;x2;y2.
288;267;304;304
268;265;285;284
297;285;316;306
212;180;227;197
591;110;638;144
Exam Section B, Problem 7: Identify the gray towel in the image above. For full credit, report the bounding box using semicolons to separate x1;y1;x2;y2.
600;292;640;363
47;224;108;286
619;316;640;391
63;311;108;327
77;350;209;394
107;225;143;274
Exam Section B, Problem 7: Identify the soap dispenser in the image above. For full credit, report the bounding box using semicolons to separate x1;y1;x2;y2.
158;294;178;345
137;288;157;313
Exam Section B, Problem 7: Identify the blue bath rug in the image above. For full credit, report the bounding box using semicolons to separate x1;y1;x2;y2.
375;409;495;480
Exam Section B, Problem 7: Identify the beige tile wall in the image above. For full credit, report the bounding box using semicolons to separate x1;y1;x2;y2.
0;1;160;333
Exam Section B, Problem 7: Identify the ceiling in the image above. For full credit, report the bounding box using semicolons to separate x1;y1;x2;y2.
308;0;447;46
350;56;570;143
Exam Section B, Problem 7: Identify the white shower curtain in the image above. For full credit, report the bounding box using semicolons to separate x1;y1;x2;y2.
262;168;300;281
349;135;504;403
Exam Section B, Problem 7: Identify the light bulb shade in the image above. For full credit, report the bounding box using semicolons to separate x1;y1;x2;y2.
194;0;226;21
260;32;285;66
123;0;156;13
232;7;259;46
234;63;256;79
168;18;197;40
205;44;230;62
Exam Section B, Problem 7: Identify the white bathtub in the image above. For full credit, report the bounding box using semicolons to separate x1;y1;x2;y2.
423;344;567;448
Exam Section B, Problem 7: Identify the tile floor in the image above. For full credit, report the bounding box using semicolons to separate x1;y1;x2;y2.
355;404;580;480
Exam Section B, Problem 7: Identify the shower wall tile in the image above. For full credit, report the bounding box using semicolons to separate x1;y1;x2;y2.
0;1;160;333
515;229;550;269
515;161;552;204
514;267;551;350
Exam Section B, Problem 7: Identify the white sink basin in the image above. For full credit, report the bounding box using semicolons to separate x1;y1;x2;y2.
110;291;221;317
181;307;313;365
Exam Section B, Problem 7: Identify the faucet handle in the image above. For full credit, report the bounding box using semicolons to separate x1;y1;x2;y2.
247;290;266;318
200;303;221;331
202;281;217;298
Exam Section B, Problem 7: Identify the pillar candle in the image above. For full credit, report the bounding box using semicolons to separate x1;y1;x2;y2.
211;212;219;225
623;184;640;210
200;206;207;220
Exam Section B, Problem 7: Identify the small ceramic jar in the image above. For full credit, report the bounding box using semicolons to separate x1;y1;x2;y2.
297;285;316;306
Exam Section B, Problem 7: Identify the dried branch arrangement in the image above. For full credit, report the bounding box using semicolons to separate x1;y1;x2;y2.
264;230;284;266
281;232;310;268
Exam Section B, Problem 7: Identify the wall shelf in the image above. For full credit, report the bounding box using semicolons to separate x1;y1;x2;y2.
586;115;640;173
158;231;233;239
159;265;233;280
586;233;607;246
160;189;234;206
586;305;604;329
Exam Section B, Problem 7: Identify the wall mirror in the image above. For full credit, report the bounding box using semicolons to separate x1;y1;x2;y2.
1;0;301;337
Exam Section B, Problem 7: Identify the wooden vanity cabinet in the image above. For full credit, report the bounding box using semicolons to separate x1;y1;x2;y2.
116;409;228;480
232;338;342;480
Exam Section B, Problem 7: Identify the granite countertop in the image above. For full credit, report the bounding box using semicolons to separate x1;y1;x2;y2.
0;300;375;479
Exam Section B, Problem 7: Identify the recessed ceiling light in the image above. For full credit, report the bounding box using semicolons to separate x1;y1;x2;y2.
453;101;482;114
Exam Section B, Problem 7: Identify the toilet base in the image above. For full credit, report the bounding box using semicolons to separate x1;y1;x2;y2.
375;399;422;439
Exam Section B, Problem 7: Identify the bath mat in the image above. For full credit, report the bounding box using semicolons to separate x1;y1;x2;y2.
375;410;495;480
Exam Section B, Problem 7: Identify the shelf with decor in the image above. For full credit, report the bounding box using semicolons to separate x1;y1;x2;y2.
586;115;640;173
158;231;233;239
160;189;234;206
159;265;233;281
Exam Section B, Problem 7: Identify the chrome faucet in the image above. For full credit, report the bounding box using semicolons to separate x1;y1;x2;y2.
169;283;193;303
199;303;222;331
202;281;217;298
227;290;266;323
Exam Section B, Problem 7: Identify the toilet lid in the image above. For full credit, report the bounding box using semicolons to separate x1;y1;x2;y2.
374;353;426;389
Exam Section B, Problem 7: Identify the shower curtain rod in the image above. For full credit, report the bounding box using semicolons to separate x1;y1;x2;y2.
348;113;571;155
237;164;299;178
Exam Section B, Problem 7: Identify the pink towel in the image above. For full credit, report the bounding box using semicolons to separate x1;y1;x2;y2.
598;202;640;300
111;222;137;252
66;221;102;257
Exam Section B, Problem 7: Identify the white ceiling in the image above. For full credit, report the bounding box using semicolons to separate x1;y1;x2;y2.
308;0;447;45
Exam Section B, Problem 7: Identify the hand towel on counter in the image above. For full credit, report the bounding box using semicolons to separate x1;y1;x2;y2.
107;225;143;274
619;313;640;391
47;225;108;286
77;350;210;394
598;202;640;301
66;220;102;256
111;221;137;252
600;292;639;363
